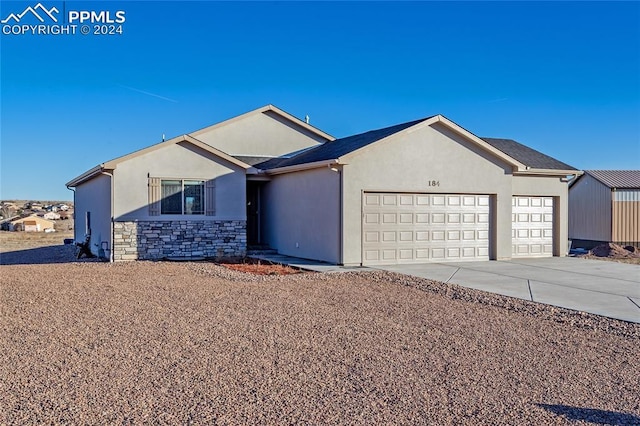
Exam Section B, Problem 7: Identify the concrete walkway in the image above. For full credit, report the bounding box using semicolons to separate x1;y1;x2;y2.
375;258;640;324
248;253;639;323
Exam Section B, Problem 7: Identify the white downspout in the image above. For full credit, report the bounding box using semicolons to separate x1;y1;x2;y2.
100;171;115;262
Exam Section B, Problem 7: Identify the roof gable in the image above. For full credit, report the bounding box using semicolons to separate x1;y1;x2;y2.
256;117;430;170
190;104;334;142
66;134;252;187
189;104;334;156
257;114;578;175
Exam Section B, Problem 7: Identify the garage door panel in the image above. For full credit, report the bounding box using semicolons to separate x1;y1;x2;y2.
364;213;380;224
399;195;414;205
416;231;429;241
364;231;380;243
399;213;413;224
512;196;553;258
363;192;490;265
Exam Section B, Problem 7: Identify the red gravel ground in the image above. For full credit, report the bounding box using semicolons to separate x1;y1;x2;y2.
1;238;639;424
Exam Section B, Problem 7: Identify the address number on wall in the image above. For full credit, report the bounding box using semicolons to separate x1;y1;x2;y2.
427;180;440;187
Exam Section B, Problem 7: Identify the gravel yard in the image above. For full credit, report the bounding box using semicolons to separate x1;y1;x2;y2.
1;234;639;424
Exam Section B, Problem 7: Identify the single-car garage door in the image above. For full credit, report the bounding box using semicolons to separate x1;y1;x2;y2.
362;192;490;265
512;196;554;257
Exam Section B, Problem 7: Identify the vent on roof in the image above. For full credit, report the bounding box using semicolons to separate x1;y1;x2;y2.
305;115;310;124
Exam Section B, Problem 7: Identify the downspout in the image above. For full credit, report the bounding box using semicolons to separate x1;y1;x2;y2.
100;171;115;262
338;166;343;265
65;184;76;242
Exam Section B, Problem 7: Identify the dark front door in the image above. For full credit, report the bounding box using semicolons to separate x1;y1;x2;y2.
246;182;261;246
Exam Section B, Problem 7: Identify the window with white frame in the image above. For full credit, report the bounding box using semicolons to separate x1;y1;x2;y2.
149;177;215;216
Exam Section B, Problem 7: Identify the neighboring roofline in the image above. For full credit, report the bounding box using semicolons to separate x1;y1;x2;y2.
10;214;56;224
265;159;341;175
66;134;253;187
573;170;640;190
190;104;335;142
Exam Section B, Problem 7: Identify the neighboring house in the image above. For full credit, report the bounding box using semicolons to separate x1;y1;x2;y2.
9;215;55;232
569;170;640;248
67;105;580;264
44;212;61;220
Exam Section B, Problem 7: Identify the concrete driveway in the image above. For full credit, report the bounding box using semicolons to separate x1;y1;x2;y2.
374;258;640;323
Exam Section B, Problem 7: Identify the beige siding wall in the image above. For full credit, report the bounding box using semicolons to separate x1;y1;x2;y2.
341;122;518;265
262;167;341;263
191;110;326;156
568;175;612;242
512;175;569;256
74;173;112;257
612;190;640;244
113;142;246;222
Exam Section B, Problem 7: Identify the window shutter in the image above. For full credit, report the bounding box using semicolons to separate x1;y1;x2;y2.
148;177;161;216
205;179;216;216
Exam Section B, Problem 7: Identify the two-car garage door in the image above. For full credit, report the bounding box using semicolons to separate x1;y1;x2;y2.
362;192;555;265
362;192;490;265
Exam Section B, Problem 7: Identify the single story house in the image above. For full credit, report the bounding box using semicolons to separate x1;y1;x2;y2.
43;212;61;220
569;170;640;248
9;215;55;232
67;105;580;264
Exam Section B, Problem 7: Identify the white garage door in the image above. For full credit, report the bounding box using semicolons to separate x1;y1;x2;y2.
362;193;490;265
512;196;554;257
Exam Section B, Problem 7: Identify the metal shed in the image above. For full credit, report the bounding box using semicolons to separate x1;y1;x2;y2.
569;170;640;247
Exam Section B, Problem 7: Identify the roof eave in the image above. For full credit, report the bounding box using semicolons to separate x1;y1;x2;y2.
66;165;106;187
264;159;341;175
513;168;583;177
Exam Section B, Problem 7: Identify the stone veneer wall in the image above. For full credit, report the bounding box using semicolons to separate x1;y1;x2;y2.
113;220;246;261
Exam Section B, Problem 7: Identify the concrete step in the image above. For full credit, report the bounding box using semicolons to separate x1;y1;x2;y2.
247;247;278;256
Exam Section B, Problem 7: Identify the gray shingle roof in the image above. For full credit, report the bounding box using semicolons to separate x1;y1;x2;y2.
481;138;577;171
254;117;578;172
256;117;432;170
231;155;276;166
585;170;640;188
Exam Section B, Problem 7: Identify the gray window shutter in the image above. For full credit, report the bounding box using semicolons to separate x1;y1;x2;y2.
205;179;216;216
148;177;161;216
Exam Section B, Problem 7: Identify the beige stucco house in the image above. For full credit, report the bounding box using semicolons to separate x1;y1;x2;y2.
67;105;580;264
9;215;55;232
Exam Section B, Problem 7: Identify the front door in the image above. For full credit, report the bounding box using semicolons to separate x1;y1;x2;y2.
246;182;261;246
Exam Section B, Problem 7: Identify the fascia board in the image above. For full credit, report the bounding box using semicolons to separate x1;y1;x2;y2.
265;159;341;175
66;165;105;187
514;169;584;177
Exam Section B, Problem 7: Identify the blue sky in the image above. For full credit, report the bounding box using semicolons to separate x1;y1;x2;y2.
1;1;639;201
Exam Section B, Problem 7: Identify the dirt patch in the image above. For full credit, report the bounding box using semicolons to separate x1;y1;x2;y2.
1;234;639;424
219;258;302;275
578;243;640;264
0;229;74;252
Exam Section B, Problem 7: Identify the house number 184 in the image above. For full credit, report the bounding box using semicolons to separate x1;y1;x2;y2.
428;180;440;187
